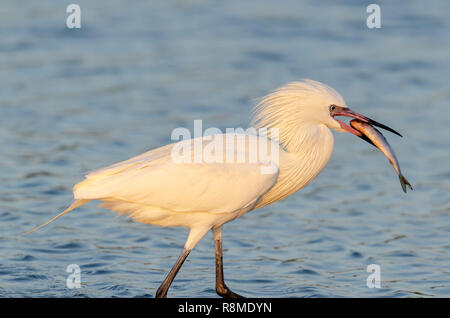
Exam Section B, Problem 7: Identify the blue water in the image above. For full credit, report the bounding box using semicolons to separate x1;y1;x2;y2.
1;0;449;297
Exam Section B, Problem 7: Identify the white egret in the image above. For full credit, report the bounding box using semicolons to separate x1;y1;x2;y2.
28;79;406;298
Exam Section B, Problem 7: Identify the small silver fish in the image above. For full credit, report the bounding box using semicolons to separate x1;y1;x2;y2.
350;119;413;193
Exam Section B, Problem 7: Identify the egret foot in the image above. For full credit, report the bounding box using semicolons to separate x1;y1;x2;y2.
216;284;244;298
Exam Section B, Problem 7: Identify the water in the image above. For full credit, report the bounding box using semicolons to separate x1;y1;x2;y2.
0;0;449;297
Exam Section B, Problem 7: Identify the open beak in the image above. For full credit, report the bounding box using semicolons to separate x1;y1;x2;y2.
331;106;402;144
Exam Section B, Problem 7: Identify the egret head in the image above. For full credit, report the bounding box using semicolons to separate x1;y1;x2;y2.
251;79;401;150
252;79;346;131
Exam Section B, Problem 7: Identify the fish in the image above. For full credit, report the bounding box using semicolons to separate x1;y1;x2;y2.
350;119;413;193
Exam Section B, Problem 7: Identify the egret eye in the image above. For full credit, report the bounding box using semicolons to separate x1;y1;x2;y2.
329;104;336;112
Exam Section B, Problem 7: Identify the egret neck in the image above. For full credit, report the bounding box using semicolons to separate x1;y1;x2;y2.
254;122;334;209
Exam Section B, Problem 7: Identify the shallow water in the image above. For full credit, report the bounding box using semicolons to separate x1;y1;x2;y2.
1;0;449;297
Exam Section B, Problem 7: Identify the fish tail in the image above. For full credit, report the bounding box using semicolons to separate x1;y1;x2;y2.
25;199;90;235
399;175;413;193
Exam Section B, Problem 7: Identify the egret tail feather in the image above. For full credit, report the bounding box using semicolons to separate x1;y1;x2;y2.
25;199;90;235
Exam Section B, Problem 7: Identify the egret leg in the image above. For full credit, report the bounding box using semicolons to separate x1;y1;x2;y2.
155;248;190;298
212;226;244;298
155;227;210;298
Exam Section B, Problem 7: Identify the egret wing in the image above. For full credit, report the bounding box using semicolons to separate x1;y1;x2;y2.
74;134;280;214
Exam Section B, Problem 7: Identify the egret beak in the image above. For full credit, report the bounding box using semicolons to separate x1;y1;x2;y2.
331;106;402;139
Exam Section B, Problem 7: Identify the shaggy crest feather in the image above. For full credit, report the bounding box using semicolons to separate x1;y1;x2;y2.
250;79;346;152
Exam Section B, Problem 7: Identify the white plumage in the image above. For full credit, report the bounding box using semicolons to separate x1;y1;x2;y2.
76;135;281;235
29;79;359;297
